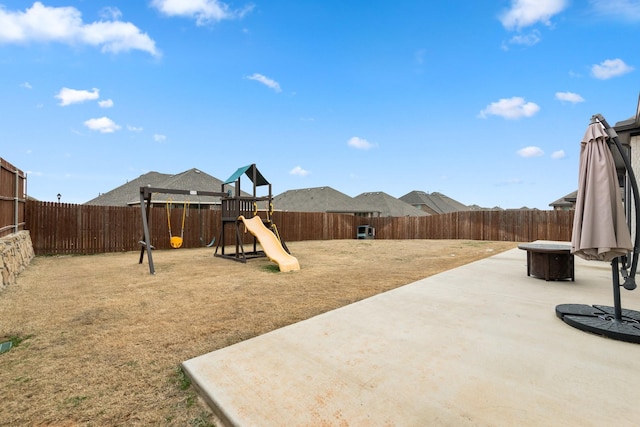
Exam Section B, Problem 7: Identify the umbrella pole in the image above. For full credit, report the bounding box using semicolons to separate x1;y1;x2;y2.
611;258;623;321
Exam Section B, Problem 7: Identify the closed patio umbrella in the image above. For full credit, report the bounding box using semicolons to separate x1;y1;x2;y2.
556;114;640;344
570;119;632;261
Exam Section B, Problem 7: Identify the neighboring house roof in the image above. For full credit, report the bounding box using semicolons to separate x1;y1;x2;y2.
85;168;244;206
467;204;503;211
549;191;577;209
399;190;468;214
146;168;234;205
273;186;373;214
85;171;170;206
85;168;537;213
354;192;429;217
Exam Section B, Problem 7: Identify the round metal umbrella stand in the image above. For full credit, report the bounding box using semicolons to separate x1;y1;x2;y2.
556;114;640;344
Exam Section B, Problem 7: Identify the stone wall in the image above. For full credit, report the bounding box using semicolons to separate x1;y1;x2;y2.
1;231;34;290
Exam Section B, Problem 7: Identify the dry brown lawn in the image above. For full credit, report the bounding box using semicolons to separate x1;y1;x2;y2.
0;239;517;426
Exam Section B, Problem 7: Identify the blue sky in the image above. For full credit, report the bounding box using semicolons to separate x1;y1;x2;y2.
2;0;639;209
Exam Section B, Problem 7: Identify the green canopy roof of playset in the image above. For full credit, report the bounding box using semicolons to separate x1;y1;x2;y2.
224;164;269;187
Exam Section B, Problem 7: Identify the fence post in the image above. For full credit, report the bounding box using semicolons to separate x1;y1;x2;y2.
14;169;18;233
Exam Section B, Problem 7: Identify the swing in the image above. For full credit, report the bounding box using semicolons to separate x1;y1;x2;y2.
166;198;189;248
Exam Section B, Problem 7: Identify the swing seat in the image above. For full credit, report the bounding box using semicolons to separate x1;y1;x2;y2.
166;197;188;249
170;236;183;249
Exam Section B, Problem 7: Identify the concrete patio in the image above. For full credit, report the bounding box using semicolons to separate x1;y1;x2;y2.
182;243;640;426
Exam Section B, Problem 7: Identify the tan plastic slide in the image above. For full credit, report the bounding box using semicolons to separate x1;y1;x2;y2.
238;216;300;272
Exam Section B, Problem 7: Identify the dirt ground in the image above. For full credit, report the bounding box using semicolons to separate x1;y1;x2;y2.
0;239;517;426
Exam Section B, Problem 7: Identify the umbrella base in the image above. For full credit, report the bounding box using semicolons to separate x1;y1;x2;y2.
556;304;640;344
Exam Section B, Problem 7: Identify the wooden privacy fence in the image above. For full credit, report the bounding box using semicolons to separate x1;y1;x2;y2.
362;209;574;242
25;200;574;255
0;158;26;238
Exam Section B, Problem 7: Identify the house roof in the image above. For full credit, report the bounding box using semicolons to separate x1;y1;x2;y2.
273;187;372;214
354;192;429;217
85;167;536;213
549;190;577;208
85;171;170;206
399;190;468;214
85;168;245;206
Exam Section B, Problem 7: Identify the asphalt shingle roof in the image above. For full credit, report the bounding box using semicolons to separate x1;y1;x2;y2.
549;190;577;208
273;187;371;213
86;168;543;214
399;190;468;214
85;171;170;206
85;168;246;206
354;192;429;217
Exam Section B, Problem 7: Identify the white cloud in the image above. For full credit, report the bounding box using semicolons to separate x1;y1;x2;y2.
20;81;32;89
591;58;633;79
151;0;254;26
347;136;376;150
56;87;99;106
246;73;281;92
289;166;310;177
82;21;159;56
478;97;540;119
0;2;159;56
98;99;114;108
551;150;566;159
590;0;640;21
84;116;121;133
500;0;568;30
517;146;544;157
555;91;585;103
154;134;167;142
127;125;143;132
99;7;122;21
506;30;541;47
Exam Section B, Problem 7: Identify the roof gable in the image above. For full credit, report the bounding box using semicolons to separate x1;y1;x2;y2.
144;168;231;204
550;190;577;208
399;190;468;214
273;186;370;213
354;192;429;217
85;171;170;206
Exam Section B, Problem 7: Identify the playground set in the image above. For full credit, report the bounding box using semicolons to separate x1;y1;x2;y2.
138;164;299;274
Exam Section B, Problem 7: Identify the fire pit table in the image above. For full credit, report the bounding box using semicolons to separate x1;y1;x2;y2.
518;243;575;281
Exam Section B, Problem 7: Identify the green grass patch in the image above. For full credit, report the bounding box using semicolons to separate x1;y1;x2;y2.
63;395;88;407
174;366;192;391
172;367;216;426
0;334;33;354
260;264;280;273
